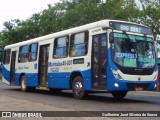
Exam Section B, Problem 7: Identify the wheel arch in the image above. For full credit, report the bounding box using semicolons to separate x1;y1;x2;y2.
69;71;83;89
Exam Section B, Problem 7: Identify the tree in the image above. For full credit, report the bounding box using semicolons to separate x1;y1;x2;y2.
135;0;160;38
1;0;159;45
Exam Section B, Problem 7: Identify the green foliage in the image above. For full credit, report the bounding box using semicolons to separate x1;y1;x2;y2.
135;0;160;39
0;0;160;45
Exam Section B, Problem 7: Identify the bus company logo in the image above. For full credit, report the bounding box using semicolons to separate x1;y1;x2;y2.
2;112;11;117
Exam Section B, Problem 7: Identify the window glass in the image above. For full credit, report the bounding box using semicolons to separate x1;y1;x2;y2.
53;36;68;58
31;43;38;52
57;37;67;47
70;32;88;57
3;49;11;64
112;33;155;68
29;43;38;61
19;45;28;63
74;33;85;44
20;45;28;54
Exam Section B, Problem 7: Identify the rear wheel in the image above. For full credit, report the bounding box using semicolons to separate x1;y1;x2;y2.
21;75;27;92
72;76;87;99
21;75;35;92
111;91;127;99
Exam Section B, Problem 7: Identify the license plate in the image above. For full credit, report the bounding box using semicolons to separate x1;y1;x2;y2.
135;86;143;91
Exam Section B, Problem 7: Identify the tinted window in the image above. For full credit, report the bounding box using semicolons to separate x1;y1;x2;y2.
29;43;38;62
70;31;88;57
53;36;68;58
3;49;11;64
19;45;29;63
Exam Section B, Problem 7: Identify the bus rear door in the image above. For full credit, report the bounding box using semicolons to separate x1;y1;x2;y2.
38;44;50;87
10;51;17;85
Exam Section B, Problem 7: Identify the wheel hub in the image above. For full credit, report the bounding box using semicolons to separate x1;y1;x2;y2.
74;82;82;94
22;78;26;89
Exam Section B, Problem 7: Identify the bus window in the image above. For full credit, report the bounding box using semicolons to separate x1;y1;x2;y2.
29;43;38;62
3;49;11;64
70;31;88;57
53;36;68;58
18;45;29;63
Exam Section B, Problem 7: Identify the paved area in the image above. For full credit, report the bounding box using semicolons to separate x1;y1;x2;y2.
0;79;160;120
0;93;115;120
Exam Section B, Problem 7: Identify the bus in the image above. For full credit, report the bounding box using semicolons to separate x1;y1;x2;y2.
2;20;157;99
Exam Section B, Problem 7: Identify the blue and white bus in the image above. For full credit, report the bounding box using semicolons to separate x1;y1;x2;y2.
2;20;157;99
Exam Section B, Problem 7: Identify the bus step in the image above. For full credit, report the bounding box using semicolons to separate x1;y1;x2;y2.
36;86;49;91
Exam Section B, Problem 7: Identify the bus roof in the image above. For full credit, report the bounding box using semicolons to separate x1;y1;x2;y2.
4;19;149;49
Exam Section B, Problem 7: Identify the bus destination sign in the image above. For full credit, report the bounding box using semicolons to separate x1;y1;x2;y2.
109;22;152;35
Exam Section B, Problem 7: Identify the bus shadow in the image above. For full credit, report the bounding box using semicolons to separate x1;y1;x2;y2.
7;88;157;105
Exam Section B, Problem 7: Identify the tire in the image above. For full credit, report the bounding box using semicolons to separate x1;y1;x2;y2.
21;75;35;92
111;91;128;99
72;76;87;99
21;75;27;92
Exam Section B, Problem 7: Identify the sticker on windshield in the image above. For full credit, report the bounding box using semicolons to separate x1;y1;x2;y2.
123;58;137;67
115;52;137;59
113;33;153;42
139;58;155;63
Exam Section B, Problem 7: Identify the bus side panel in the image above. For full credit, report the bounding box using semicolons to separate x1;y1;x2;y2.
47;69;91;90
48;72;70;89
80;69;92;90
12;72;39;87
2;65;10;85
26;73;39;87
14;73;20;86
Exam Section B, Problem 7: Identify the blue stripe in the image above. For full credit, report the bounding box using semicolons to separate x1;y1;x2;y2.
2;65;91;90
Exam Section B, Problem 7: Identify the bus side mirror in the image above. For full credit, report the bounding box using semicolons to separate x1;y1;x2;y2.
109;33;114;43
102;26;114;43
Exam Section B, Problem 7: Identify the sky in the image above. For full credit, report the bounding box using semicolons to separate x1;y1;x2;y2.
0;0;60;31
0;0;142;32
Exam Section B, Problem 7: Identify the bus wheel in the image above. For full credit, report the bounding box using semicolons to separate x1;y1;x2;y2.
72;76;87;99
111;91;127;99
21;75;27;92
21;75;35;92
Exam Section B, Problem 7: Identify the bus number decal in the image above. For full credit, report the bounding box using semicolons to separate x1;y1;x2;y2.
18;65;29;70
73;58;84;64
63;60;73;66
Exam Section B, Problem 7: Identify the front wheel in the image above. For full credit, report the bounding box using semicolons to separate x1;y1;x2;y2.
111;91;128;99
72;76;87;99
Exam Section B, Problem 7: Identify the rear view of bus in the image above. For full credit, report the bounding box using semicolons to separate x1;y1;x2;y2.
103;21;157;99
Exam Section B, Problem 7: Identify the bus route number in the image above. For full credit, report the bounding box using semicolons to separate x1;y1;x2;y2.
120;25;141;33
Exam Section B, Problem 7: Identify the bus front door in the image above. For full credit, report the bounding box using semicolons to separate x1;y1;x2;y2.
38;44;50;87
92;34;107;90
10;51;17;86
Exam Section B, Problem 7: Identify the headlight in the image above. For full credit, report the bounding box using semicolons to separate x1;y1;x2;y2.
111;68;123;80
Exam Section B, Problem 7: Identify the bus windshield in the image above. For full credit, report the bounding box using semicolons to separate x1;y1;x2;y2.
112;33;155;68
